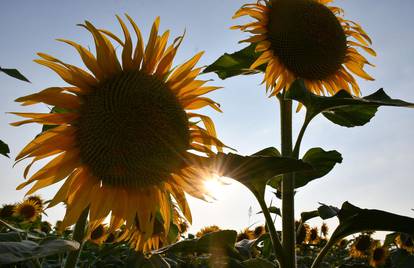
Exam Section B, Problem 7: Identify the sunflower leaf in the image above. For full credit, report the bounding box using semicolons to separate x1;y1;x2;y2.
286;79;414;127
203;44;265;80
0;67;30;82
268;148;342;190
0;239;79;265
329;202;414;243
154;230;239;256
0;140;10;158
206;149;311;197
390;249;414;268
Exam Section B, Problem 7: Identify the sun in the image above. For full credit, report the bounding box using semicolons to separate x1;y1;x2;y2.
203;176;231;199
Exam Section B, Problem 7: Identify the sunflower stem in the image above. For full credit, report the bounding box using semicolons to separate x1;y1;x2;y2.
255;191;285;267
278;92;296;268
64;207;89;268
311;236;337;268
292;113;312;158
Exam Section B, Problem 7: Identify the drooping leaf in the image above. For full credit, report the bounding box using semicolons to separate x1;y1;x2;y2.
300;210;319;223
268;148;341;190
286;79;414;127
0;67;30;82
330;202;414;242
0;239;79;264
0;219;40;240
203;44;264;80
257;206;281;216
0;140;10;158
317;203;340;220
300;204;339;223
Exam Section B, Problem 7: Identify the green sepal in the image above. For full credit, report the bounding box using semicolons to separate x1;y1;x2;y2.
203;44;265;80
0;140;10;158
0;67;30;82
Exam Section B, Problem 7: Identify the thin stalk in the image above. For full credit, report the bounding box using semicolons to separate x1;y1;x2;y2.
64;207;89;268
255;192;285;267
311;237;336;268
278;93;296;268
292;114;312;158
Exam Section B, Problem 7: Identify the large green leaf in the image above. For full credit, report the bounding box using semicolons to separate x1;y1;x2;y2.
312;203;414;267
203;44;264;80
286;79;414;127
269;148;342;190
205;149;311;197
0;239;79;264
0;140;10;158
329;202;414;241
0;67;30;82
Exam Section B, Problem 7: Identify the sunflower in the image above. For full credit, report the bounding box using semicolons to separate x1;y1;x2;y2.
12;14;224;249
196;225;222;238
26;195;44;210
369;245;389;267
349;234;373;258
306;226;320;244
0;204;16;219
396;233;414;253
253;225;266;238
89;224;107;244
232;0;375;96
13;200;42;222
295;220;309;245
321;222;329;237
237;228;255;241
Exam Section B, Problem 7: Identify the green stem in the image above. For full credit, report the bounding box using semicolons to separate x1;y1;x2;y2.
278;93;296;268
255;192;285;267
64;207;89;268
310;237;336;268
292;114;312;158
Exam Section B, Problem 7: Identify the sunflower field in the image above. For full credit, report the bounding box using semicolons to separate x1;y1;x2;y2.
1;0;414;267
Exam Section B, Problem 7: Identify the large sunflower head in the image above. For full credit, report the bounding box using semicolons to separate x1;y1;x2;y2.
13;14;224;250
13;200;42;222
232;0;375;96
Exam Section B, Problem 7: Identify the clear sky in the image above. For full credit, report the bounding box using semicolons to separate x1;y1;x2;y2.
1;0;413;235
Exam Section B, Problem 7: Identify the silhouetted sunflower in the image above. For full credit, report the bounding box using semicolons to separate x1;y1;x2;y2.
349;234;373;258
253;225;266;238
396;233;414;253
89;224;107;244
13;15;224;248
232;0;375;95
369;245;389;267
13;200;41;222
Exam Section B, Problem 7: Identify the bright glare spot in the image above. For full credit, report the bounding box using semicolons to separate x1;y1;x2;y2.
203;176;232;200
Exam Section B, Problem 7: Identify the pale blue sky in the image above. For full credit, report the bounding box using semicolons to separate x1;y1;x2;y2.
0;0;413;234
